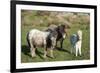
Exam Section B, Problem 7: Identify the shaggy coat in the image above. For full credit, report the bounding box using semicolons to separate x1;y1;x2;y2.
27;29;57;58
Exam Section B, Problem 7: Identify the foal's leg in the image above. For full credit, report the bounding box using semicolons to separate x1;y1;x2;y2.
71;44;74;54
75;43;78;56
79;41;82;56
60;38;64;49
71;47;73;54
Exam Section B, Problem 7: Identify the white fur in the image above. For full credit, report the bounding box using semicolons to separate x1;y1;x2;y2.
29;29;49;46
28;29;57;58
75;30;82;56
28;29;50;58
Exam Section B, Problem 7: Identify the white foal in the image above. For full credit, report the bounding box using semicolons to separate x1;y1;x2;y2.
75;30;82;56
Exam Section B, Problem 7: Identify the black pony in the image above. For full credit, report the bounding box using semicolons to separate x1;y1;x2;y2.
47;24;70;49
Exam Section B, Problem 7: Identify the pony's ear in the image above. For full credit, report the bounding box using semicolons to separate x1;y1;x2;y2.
56;25;60;31
58;24;62;26
67;25;71;29
66;24;71;29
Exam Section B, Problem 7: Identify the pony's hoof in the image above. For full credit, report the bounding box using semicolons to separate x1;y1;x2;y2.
32;55;36;58
51;56;55;59
79;55;82;57
32;56;36;58
43;55;47;59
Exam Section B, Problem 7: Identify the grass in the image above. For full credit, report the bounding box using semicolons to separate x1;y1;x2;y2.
21;10;90;63
21;24;90;63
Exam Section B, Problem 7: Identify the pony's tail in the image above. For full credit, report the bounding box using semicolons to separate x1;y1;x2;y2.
26;32;30;48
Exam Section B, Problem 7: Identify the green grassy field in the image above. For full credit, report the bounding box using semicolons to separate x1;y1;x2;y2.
21;10;90;63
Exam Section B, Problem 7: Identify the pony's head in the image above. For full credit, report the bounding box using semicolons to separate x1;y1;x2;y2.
57;24;67;39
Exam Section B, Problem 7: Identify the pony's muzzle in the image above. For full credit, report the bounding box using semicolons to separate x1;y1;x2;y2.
63;34;66;39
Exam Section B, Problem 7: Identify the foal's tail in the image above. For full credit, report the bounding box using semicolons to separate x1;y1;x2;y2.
26;32;30;48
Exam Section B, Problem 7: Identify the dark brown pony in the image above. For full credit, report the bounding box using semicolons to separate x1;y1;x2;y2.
47;24;70;48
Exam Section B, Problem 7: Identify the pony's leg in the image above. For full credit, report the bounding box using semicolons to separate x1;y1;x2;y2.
31;47;36;57
43;40;48;58
50;49;54;58
43;48;47;59
60;38;64;49
55;40;58;48
29;40;36;57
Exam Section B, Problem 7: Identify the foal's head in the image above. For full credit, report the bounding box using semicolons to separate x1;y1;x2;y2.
77;30;82;40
